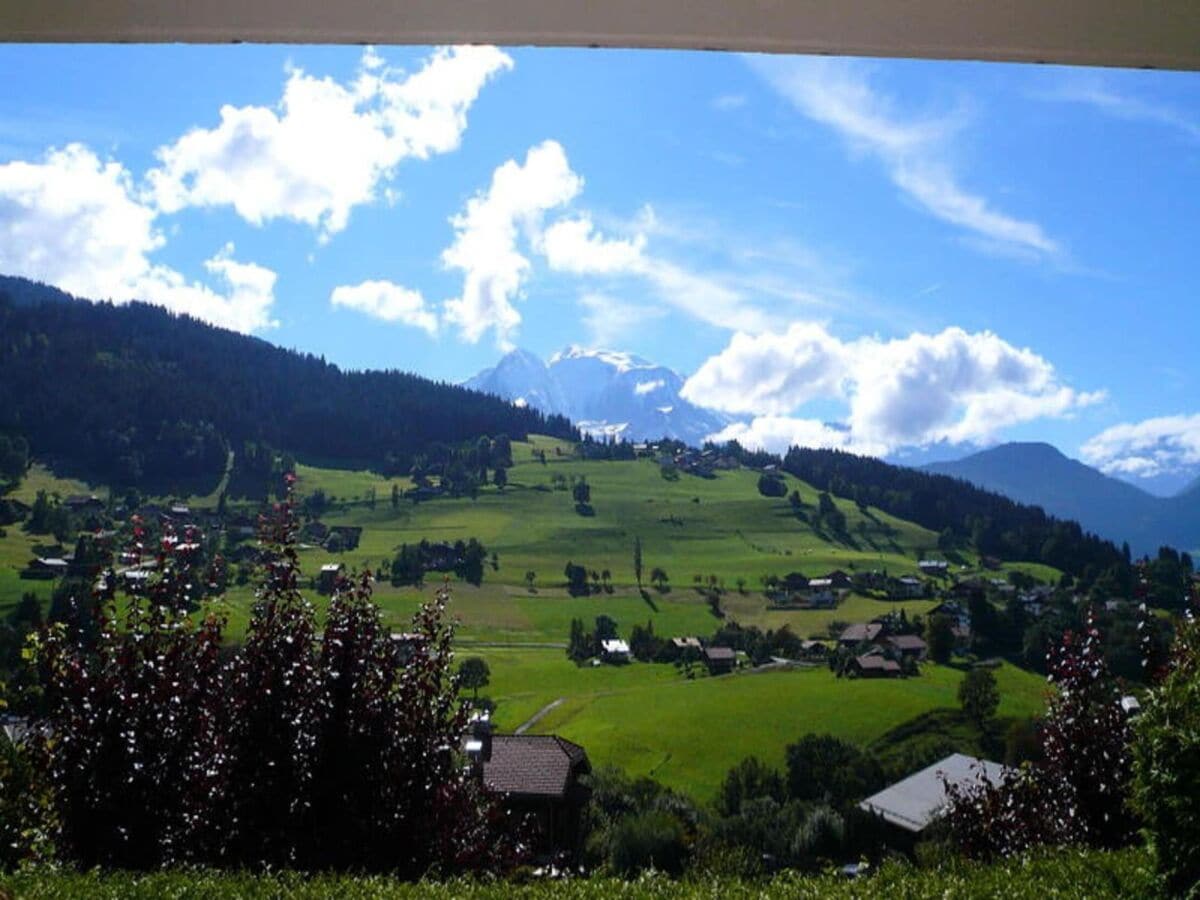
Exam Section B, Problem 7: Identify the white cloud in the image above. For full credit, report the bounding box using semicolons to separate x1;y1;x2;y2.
0;143;277;332
685;321;1101;454
707;416;888;457
578;293;666;348
438;142;775;347
681;322;848;415
748;55;1059;258
1080;414;1200;478
330;279;438;335
1040;79;1200;143
148;46;512;239
441;140;583;348
540;216;644;274
540;211;774;333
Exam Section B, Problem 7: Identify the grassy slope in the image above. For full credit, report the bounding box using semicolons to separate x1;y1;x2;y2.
483;650;1046;799
0;438;1057;799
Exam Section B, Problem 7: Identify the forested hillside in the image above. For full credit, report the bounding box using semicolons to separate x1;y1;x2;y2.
780;447;1134;587
0;277;575;488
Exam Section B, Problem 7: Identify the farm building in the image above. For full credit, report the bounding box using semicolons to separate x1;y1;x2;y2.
64;494;104;513
481;735;592;859
389;632;426;664
326;525;363;551
703;645;737;675
851;653;902;678
600;639;631;663
670;637;702;651
892;575;926;599
804;579;838;608
22;557;68;579
859;753;1006;838
918;559;949;575
317;562;344;593
886;634;928;660
838;622;883;648
823;570;853;589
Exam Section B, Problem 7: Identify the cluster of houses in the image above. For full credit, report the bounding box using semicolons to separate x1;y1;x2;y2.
837;620;930;678
766;569;853;609
598;634;742;675
299;520;363;552
643;444;739;478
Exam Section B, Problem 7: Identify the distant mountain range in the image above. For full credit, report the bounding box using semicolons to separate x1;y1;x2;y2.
465;346;734;445
923;442;1200;554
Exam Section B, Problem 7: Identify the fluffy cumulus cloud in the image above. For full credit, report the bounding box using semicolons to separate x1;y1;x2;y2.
148;46;512;239
330;280;438;335
683;322;1101;454
749;55;1059;258
680;323;848;416
0;144;277;332
441;140;583;348
1080;414;1200;478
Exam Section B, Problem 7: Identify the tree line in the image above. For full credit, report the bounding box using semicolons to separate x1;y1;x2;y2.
0;279;575;490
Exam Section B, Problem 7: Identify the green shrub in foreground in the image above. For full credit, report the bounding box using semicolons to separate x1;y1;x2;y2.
0;848;1163;899
1132;614;1200;897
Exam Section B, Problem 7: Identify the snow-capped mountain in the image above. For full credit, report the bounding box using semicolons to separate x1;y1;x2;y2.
464;346;734;445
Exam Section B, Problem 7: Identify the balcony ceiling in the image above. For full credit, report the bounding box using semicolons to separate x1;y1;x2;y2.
1;1;1198;71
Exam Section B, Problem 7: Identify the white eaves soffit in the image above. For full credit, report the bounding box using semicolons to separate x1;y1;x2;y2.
1;0;1198;71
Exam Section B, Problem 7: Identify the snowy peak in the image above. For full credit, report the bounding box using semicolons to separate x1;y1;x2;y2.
547;345;654;373
464;347;734;445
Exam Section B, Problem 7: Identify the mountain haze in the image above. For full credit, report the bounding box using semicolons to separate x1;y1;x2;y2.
465;346;733;444
924;442;1200;554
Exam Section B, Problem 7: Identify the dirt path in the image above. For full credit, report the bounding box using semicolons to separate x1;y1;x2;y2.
514;697;565;734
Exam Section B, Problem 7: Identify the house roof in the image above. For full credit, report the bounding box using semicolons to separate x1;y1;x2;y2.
888;634;928;652
671;637;701;649
840;623;883;643
704;646;736;661
482;735;590;798
855;654;900;673
859;753;1007;833
601;639;630;655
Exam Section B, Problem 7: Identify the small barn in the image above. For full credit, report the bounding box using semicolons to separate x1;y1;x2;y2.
703;645;737;675
482;735;592;859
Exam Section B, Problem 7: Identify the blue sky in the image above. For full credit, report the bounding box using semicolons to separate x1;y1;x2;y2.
0;44;1198;488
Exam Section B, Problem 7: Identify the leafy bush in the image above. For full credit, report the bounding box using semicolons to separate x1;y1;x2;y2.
1132;613;1200;896
944;612;1136;859
28;478;514;874
0;848;1164;897
606;810;688;876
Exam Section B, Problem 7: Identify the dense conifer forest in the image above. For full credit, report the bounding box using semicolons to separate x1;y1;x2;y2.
0;276;576;488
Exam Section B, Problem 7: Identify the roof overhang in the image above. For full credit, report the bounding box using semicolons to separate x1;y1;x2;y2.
1;1;1199;71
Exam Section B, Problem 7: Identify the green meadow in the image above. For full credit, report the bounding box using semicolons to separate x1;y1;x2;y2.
482;648;1047;799
0;437;1061;799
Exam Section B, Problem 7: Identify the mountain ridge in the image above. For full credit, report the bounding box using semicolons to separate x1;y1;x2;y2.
922;441;1199;554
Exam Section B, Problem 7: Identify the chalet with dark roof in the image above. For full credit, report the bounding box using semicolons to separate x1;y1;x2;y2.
838;622;883;648
887;634;928;659
482;735;591;857
852;653;902;678
703;645;737;675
